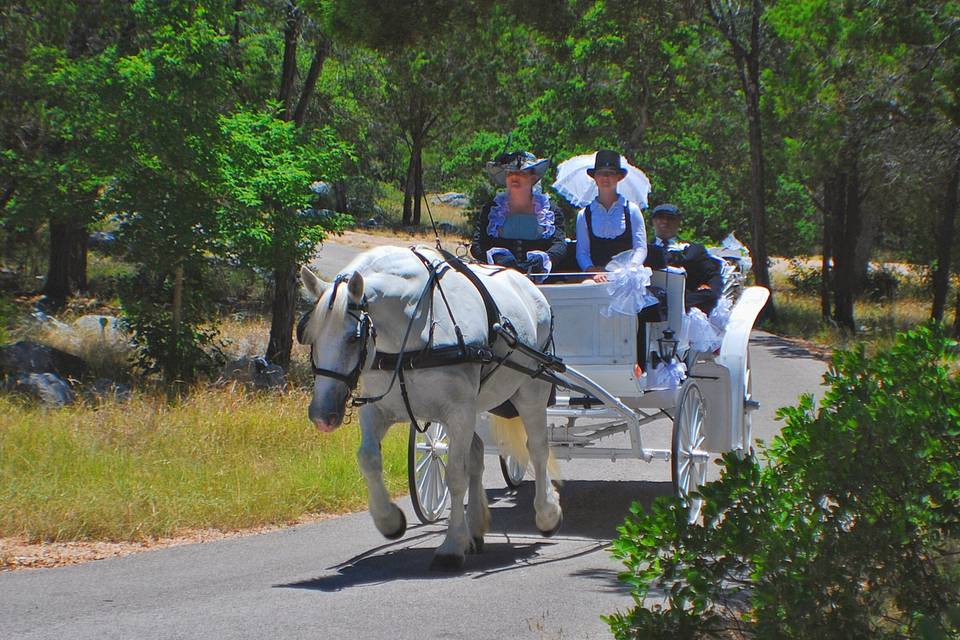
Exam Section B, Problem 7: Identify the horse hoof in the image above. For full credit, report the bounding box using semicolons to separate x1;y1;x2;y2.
468;537;484;554
538;512;562;538
382;507;406;540
430;553;465;572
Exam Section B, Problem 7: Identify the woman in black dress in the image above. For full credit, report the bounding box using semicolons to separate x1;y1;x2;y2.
469;151;566;276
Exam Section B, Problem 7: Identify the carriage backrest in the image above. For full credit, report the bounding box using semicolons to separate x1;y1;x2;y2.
648;268;686;340
539;281;636;366
537;268;687;365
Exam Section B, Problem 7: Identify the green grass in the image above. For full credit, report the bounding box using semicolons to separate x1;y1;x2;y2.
0;389;408;542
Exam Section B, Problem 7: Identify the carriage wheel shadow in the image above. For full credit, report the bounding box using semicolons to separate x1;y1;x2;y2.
276;480;671;592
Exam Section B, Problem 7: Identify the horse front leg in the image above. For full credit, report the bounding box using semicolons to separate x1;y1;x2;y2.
357;404;406;539
431;408;476;571
514;381;563;536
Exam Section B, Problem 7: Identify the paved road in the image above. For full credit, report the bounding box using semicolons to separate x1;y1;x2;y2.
0;242;828;640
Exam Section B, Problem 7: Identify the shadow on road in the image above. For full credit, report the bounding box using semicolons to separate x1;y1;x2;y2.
750;334;828;361
276;480;670;592
486;479;672;539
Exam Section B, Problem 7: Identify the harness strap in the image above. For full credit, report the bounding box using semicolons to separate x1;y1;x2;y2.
410;249;467;354
372;344;493;371
437;247;502;344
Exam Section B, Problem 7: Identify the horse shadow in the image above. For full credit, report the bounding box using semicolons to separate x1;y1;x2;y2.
277;479;671;592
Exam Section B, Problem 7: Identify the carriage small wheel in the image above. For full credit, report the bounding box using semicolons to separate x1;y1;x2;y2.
408;421;451;524
499;455;526;488
671;381;708;524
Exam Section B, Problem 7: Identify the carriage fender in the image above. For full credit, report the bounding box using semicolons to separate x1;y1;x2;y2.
710;286;769;453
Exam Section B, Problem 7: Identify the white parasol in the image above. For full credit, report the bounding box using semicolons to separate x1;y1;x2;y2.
552;152;651;209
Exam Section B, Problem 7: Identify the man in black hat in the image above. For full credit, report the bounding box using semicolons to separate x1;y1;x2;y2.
650;203;723;314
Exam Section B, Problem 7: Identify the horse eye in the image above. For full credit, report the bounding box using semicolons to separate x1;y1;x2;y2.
346;334;360;344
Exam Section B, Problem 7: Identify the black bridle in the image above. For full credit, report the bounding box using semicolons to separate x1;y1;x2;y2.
297;273;375;393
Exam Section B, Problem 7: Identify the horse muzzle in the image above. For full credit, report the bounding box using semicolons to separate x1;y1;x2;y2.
313;415;341;432
309;392;348;432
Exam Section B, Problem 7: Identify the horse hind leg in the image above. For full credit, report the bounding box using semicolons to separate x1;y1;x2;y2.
513;381;562;537
466;432;489;553
357;405;406;539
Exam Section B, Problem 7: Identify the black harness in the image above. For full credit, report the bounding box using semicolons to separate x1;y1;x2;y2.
297;248;574;430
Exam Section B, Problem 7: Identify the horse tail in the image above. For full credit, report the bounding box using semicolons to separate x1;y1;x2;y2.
488;415;561;483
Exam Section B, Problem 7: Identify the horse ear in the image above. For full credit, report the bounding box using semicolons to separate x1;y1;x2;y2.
347;271;364;303
300;266;329;300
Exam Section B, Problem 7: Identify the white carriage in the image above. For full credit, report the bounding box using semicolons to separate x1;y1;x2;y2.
409;258;769;524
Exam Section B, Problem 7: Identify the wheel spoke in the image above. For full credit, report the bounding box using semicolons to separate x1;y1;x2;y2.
415;450;432;474
426;462;439;511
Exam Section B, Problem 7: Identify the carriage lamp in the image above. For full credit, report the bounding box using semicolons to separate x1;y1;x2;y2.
657;329;679;363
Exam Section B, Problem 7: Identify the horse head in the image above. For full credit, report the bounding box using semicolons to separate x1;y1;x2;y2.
298;266;371;432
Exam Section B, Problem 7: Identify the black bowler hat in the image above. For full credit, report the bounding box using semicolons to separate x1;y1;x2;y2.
651;203;681;219
586;149;627;176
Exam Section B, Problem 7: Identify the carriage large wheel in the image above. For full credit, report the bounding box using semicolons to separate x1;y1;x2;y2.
499;455;526;488
739;352;756;460
672;381;708;523
408;421;450;524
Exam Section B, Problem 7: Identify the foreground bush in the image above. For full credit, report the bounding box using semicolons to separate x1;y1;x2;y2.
607;323;960;639
0;389;407;541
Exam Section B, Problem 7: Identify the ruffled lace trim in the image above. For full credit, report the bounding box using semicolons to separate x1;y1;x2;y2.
486;191;556;238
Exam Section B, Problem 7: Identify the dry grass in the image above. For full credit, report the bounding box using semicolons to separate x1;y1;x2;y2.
0;388;408;543
762;258;950;352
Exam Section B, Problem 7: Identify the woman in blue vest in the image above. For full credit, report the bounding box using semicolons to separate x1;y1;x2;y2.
470;151;566;276
574;150;648;282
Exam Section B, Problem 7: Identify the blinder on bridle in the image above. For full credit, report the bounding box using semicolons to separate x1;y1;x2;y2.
297;273;374;391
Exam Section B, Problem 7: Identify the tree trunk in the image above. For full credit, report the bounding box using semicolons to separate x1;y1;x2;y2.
266;261;298;369
828;152;862;333
932;153;960;321
953;282;960;338
412;139;423;226
164;262;185;385
402;149;415;226
293;35;330;127
278;2;303;120
741;14;774;319
820;196;832;320
711;0;775;320
265;7;330;370
42;214;88;305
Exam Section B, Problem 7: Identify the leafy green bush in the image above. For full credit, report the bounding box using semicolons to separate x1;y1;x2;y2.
119;266;224;382
786;258;823;294
607;323;960;639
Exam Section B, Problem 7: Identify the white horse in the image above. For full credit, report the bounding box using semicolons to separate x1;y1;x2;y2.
298;245;562;570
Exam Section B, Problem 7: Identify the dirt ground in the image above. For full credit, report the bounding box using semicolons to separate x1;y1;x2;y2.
0;513;338;572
